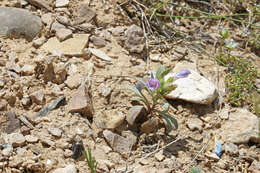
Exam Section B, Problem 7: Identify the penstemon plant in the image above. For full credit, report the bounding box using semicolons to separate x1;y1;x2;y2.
125;65;190;129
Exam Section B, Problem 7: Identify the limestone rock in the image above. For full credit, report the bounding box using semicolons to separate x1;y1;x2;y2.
30;90;45;105
186;118;203;131
48;128;62;137
89;48;112;61
125;25;145;53
126;105;147;126
52;164;77;173
67;82;93;117
25;135;39;143
219;109;260;144
4;133;26;147
65;74;82;89
95;110;125;129
41;34;89;56
165;67;217;104
56;28;72;41
55;0;70;7
103;130;136;154
0;7;42;40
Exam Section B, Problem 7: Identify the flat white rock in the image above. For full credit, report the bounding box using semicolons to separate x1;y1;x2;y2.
88;48;112;61
165;69;217;104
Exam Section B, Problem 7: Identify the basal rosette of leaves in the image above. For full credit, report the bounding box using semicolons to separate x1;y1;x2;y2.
125;65;190;130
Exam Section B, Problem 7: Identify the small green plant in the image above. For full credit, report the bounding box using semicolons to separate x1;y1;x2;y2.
216;28;258;106
190;167;202;173
125;65;191;129
82;147;97;173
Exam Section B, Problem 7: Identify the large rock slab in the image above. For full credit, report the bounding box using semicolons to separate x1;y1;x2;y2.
0;7;42;40
41;34;89;56
165;67;217;104
219;109;260;144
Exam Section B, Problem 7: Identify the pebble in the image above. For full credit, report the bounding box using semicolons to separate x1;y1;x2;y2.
2;144;13;157
55;0;70;7
30;90;45;105
25;135;39;143
66;82;94;117
125;25;145;53
48;128;62;137
224;142;239;156
56;28;73;41
141;117;159;133
186;118;203;131
65;74;82;89
4;133;26;147
90;36;106;48
52;164;77;173
89;48;112;61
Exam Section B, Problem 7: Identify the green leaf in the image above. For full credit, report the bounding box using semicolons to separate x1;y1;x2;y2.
156;65;165;79
159;67;173;79
190;167;201;173
166;76;174;83
124;85;143;98
158;102;170;112
155;110;178;129
136;77;153;95
131;97;146;105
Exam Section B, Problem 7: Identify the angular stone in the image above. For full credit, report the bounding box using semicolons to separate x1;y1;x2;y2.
90;36;106;48
27;0;52;11
89;48;112;61
165;64;217;104
5;112;20;134
126;106;147;126
30;90;45;105
219;109;260;144
21;64;35;76
41;34;89;56
65;74;82;89
41;13;53;26
4;133;26;147
103;130;136;154
25;135;39;143
2;144;13;157
51;21;66;33
224;142;238;155
125;25;145;53
95;110;125;129
52;164;77;173
55;0;70;7
98;83;112;97
186;118;203;131
0;7;42;40
48;128;62;137
56;28;72;41
76;4;96;24
67;82;93;117
141;118;159;133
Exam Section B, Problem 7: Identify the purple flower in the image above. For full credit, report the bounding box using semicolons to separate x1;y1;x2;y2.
175;69;191;79
146;78;160;90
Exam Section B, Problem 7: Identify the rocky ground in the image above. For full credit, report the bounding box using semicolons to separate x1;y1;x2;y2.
0;0;260;173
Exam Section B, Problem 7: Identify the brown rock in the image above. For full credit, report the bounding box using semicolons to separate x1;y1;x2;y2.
141;117;159;133
126;105;147;126
5;112;20;134
95;110;125;129
125;25;145;53
103;130;136;155
56;28;72;41
67;82;93;117
0;100;8;111
27;0;52;11
90;36;106;48
30;90;45;105
65;74;82;89
53;63;67;84
186;118;203;131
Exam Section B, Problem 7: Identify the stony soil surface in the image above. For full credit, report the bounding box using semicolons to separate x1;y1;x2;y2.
0;0;260;173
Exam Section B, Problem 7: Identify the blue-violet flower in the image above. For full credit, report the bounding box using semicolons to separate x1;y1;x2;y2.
146;78;160;90
175;69;191;79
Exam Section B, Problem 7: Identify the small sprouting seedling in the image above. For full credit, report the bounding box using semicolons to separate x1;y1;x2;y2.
82;147;98;173
190;167;201;173
125;65;191;129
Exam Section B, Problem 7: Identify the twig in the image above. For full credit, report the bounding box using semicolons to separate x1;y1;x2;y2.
139;137;180;161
